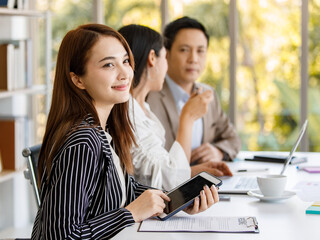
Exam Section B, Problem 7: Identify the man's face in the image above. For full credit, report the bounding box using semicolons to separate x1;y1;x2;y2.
166;28;208;86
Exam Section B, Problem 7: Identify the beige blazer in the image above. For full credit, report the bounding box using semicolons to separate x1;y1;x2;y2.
146;80;241;160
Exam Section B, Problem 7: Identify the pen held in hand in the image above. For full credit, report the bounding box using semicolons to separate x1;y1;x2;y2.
237;168;269;173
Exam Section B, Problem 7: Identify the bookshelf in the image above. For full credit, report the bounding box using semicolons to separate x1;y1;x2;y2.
0;169;24;184
0;8;51;179
0;6;51;233
0;85;46;99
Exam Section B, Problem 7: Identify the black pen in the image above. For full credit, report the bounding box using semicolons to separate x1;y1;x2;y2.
237;168;269;173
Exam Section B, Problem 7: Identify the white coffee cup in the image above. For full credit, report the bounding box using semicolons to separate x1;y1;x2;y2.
257;174;287;197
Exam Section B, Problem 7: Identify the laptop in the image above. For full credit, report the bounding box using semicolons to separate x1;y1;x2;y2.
218;120;308;194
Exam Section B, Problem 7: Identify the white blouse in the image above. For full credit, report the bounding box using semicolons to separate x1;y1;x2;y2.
105;131;126;207
129;96;191;191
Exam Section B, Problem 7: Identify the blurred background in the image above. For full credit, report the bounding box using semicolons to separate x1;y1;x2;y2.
35;0;320;152
1;0;320;237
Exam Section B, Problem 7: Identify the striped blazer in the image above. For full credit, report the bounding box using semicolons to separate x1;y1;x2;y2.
31;115;149;239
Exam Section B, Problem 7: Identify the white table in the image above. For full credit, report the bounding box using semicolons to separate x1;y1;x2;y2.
113;151;320;240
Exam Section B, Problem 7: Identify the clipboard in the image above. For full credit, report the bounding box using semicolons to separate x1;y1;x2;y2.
138;216;259;233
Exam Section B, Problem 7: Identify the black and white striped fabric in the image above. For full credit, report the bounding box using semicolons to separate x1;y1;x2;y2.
31;115;149;239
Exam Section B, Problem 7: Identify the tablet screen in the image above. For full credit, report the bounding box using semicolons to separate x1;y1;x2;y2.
164;175;218;214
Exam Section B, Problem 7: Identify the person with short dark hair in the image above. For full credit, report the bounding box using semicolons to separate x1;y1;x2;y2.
147;16;241;164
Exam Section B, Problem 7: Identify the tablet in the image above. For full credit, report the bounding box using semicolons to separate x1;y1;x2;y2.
158;171;222;221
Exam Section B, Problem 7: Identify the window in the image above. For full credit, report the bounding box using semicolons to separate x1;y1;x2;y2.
237;0;301;151
308;0;320;151
37;0;319;152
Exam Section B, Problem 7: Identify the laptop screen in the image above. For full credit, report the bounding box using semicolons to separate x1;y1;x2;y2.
280;120;308;175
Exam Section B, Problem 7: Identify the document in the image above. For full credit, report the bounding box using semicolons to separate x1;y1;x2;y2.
294;181;320;201
139;216;259;233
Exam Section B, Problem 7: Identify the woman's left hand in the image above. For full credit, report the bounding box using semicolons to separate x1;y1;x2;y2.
184;184;219;215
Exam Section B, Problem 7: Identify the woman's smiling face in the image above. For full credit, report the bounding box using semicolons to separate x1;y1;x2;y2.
77;36;133;109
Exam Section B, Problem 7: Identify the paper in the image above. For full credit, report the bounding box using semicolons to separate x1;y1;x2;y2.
139;216;259;233
293;181;320;201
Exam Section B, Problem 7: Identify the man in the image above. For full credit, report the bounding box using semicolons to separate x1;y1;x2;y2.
147;16;241;163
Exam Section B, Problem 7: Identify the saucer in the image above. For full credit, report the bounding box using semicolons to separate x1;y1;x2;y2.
247;190;296;202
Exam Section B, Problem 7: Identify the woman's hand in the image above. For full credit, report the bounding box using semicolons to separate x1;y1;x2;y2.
176;89;213;161
184;185;219;215
191;143;224;163
191;161;233;177
180;89;213;122
125;189;170;222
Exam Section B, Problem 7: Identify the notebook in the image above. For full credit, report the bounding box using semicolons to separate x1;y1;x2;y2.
306;202;320;214
245;155;307;165
218;120;308;194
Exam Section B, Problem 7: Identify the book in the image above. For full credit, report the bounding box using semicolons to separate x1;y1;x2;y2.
0;41;27;92
139;216;259;233
306;203;320;215
0;43;14;91
0;118;27;170
312;201;320;206
0;0;26;9
0;0;15;8
0;149;3;172
13;41;27;90
14;0;23;9
0;16;28;40
0;95;28;117
25;39;32;87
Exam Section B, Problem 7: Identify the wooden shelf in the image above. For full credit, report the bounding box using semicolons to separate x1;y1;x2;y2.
0;8;45;17
0;169;24;183
0;85;47;99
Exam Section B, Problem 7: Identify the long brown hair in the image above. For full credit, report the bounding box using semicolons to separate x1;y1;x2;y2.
38;24;136;185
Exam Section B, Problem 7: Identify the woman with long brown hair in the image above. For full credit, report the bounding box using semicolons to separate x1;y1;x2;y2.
32;23;218;239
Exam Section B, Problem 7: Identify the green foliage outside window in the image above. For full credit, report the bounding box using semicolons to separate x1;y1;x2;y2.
182;0;320;152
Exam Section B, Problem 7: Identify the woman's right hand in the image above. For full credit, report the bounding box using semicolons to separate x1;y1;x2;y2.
181;89;213;122
191;161;233;177
125;189;170;222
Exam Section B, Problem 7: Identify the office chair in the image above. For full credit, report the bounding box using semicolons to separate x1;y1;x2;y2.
22;144;41;208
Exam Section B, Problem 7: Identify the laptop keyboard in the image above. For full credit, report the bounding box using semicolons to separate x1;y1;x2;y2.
235;177;258;190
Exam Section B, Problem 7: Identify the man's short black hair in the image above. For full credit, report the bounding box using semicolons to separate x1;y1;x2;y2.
163;16;209;50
